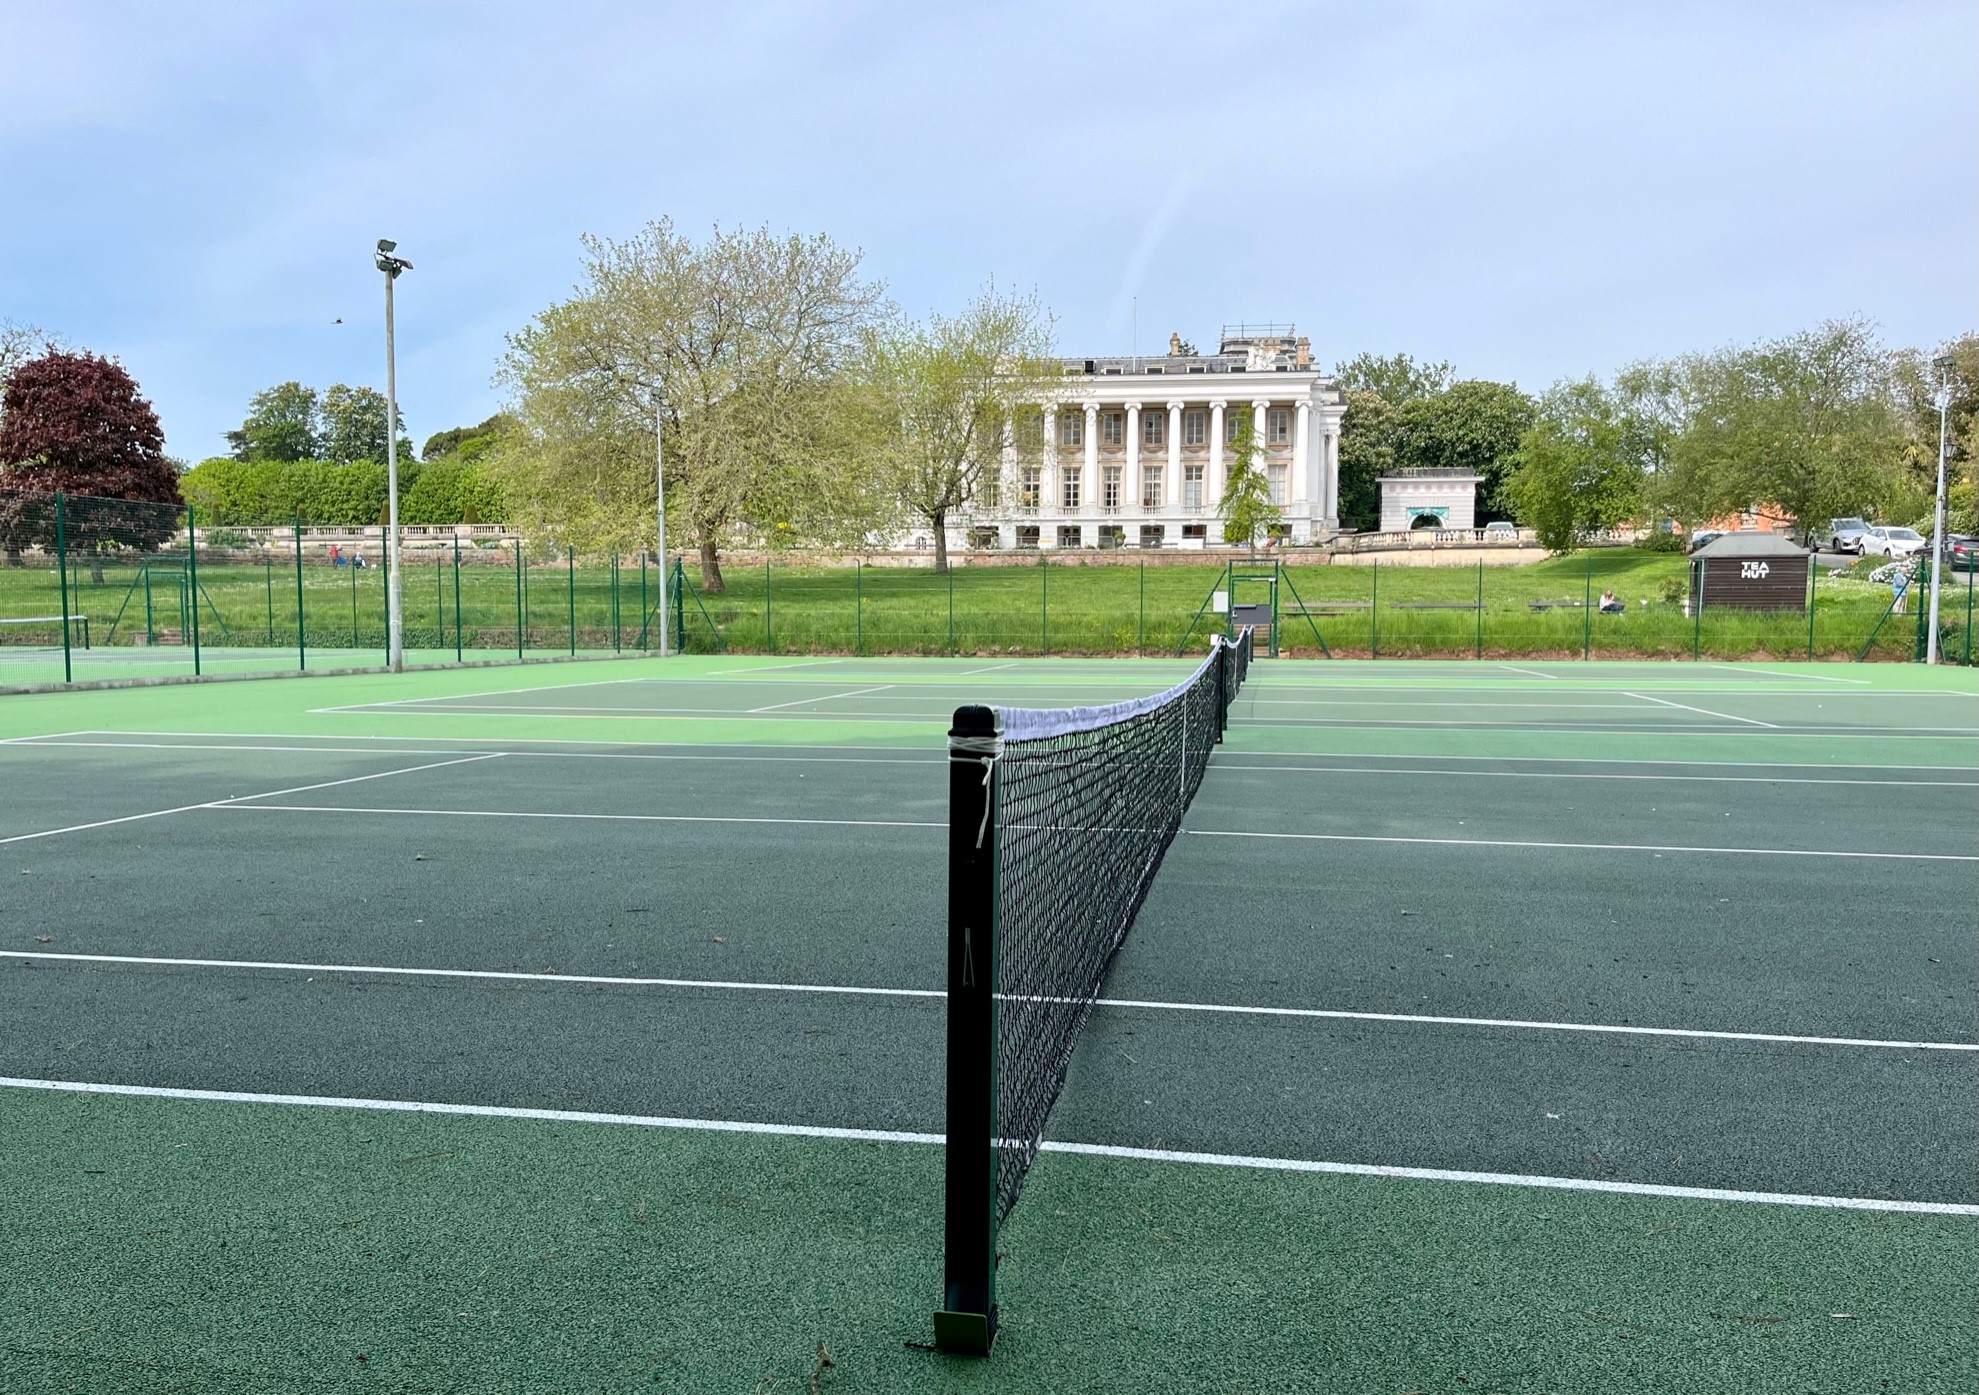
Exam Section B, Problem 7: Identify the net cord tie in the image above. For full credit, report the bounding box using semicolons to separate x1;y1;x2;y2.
949;733;1002;849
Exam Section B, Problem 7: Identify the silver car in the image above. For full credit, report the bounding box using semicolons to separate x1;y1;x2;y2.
1824;517;1870;552
1861;525;1926;558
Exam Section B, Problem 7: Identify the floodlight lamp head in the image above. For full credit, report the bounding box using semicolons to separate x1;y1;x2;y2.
377;239;397;254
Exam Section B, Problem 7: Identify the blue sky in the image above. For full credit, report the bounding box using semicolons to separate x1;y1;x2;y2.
3;0;1973;461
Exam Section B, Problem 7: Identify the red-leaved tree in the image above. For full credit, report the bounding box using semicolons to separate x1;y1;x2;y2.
0;350;182;574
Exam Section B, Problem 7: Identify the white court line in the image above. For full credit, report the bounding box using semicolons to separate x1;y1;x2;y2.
5;1077;1971;1216
6;738;939;766
1627;691;1778;728
42;731;1979;773
1186;828;1979;862
0;731;92;744
209;804;941;830
10;950;1975;1054
0;754;504;846
956;661;1020;675
1497;664;1558;680
706;659;848;676
1706;665;1866;685
1216;763;1979;788
748;684;895;713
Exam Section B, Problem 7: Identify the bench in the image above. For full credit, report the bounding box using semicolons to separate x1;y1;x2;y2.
1283;601;1371;616
1391;602;1482;610
0;615;91;647
1527;599;1585;611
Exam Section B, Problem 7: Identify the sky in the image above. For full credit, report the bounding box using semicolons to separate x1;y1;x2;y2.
2;0;1973;461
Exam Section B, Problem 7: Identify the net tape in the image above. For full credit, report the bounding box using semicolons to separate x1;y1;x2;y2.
959;631;1250;1222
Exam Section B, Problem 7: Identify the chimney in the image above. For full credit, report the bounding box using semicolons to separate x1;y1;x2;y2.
1295;336;1312;367
1168;331;1183;357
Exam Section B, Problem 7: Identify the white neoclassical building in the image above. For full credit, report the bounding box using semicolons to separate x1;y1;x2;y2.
944;324;1348;550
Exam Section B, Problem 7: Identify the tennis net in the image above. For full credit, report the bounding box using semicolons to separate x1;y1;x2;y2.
936;629;1254;1353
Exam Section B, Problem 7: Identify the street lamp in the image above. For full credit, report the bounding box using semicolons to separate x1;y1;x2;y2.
1926;354;1954;665
376;238;413;671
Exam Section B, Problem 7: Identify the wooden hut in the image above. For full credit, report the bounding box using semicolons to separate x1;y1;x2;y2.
1688;532;1810;612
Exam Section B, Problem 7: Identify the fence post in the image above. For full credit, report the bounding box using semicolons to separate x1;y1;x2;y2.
567;545;576;657
1370;559;1379;659
186;505;203;676
294;519;307;671
765;556;774;655
1475;557;1484;659
1041;554;1049;656
612;553;621;653
855;559;863;657
265;557;274;646
1138;559;1146;658
1691;560;1703;660
948;560;956;656
514;540;524;658
144;562;156;645
1807;558;1817;661
349;551;359;649
453;536;463;663
380;542;391;664
55;492;72;684
1582;554;1593;660
672;557;685;649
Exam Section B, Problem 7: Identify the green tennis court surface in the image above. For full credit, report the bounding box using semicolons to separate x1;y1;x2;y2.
2;656;1974;1392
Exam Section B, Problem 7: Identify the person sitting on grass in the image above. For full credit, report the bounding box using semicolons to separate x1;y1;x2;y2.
1598;588;1625;614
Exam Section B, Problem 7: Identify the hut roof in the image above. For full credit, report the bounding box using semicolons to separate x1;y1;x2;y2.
1693;531;1808;559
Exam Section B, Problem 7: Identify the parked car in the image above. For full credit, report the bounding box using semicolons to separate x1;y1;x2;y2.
1482;520;1518;538
1822;517;1871;552
1948;535;1978;571
1688;529;1722;553
1861;525;1926;558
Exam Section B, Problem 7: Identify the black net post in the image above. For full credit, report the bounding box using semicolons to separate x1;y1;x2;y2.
936;703;1001;1355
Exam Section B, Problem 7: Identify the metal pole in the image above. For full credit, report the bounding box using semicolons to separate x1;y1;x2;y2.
295;517;306;671
765;555;773;655
1691;559;1703;660
452;535;463;663
186;505;203;676
1475;557;1484;659
435;554;444;656
948;558;955;656
567;545;576;656
350;557;358;649
855;559;863;656
265;557;274;646
1041;554;1049;655
1138;559;1145;657
384;266;404;671
1927;370;1951;663
55;492;72;684
1807;556;1817;661
612;553;621;653
1370;558;1379;659
515;539;524;658
655;398;669;657
1582;553;1593;660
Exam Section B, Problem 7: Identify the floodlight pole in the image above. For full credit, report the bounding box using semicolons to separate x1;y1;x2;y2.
377;239;413;671
655;394;670;656
1926;357;1953;664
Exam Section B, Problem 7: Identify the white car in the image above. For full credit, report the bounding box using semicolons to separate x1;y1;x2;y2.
1482;520;1518;537
1861;525;1926;558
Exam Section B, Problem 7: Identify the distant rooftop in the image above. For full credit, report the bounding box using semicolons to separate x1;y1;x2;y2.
1062;323;1321;378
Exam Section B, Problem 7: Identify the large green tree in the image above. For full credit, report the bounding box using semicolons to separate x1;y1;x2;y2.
1331;353;1456;531
1504;379;1650;551
498;219;889;590
226;381;320;462
1335;351;1454;407
320;383;411;465
1390;380;1537;515
856;285;1055;572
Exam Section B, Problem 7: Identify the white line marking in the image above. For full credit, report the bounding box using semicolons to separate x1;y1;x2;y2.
10;950;1975;1053
1626;691;1779;728
7;738;940;766
1704;665;1865;684
1218;750;1979;773
1218;763;1979;788
0;731;92;744
1185;828;1978;861
0;753;504;846
706;659;847;676
957;661;1020;675
209;804;942;830
1497;664;1558;680
4;1078;1970;1216
748;684;895;713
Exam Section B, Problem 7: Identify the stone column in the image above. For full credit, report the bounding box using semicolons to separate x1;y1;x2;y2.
1082;401;1099;508
1293;400;1311;506
1208;400;1226;505
1166;401;1183;506
1252;398;1269;451
1041;406;1057;508
1123;401;1141;512
1324;425;1341;531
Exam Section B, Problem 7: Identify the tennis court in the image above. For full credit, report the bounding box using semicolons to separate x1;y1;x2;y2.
2;654;1974;1392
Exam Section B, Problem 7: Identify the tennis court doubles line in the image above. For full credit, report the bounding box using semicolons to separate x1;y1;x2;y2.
9;950;1974;1053
7;1076;1973;1218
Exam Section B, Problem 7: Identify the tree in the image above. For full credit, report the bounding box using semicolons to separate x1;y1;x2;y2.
1335;351;1454;407
1334;388;1397;531
858;285;1056;573
0;350;181;576
1218;419;1280;550
1390;380;1536;514
423;413;515;462
320;383;410;465
497;219;889;590
1504;379;1649;552
227;381;319;462
402;458;507;525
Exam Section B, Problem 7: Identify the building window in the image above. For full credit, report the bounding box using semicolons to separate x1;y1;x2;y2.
1182;523;1208;539
1098;524;1125;548
1225;412;1244;444
1102;412;1124;446
1141;465;1163;508
1059;415;1083;448
1102;465;1123;512
1268;463;1288;504
1183;463;1205;510
1016;525;1040;549
980;470;1001;509
968;527;999;549
1020;466;1041;510
1139;524;1166;548
1143;413;1164;447
1269;408;1290;444
1061;470;1081;510
1184;410;1206;446
1057;525;1083;548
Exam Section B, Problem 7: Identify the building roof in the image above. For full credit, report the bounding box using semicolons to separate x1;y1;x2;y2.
1692;531;1808;559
